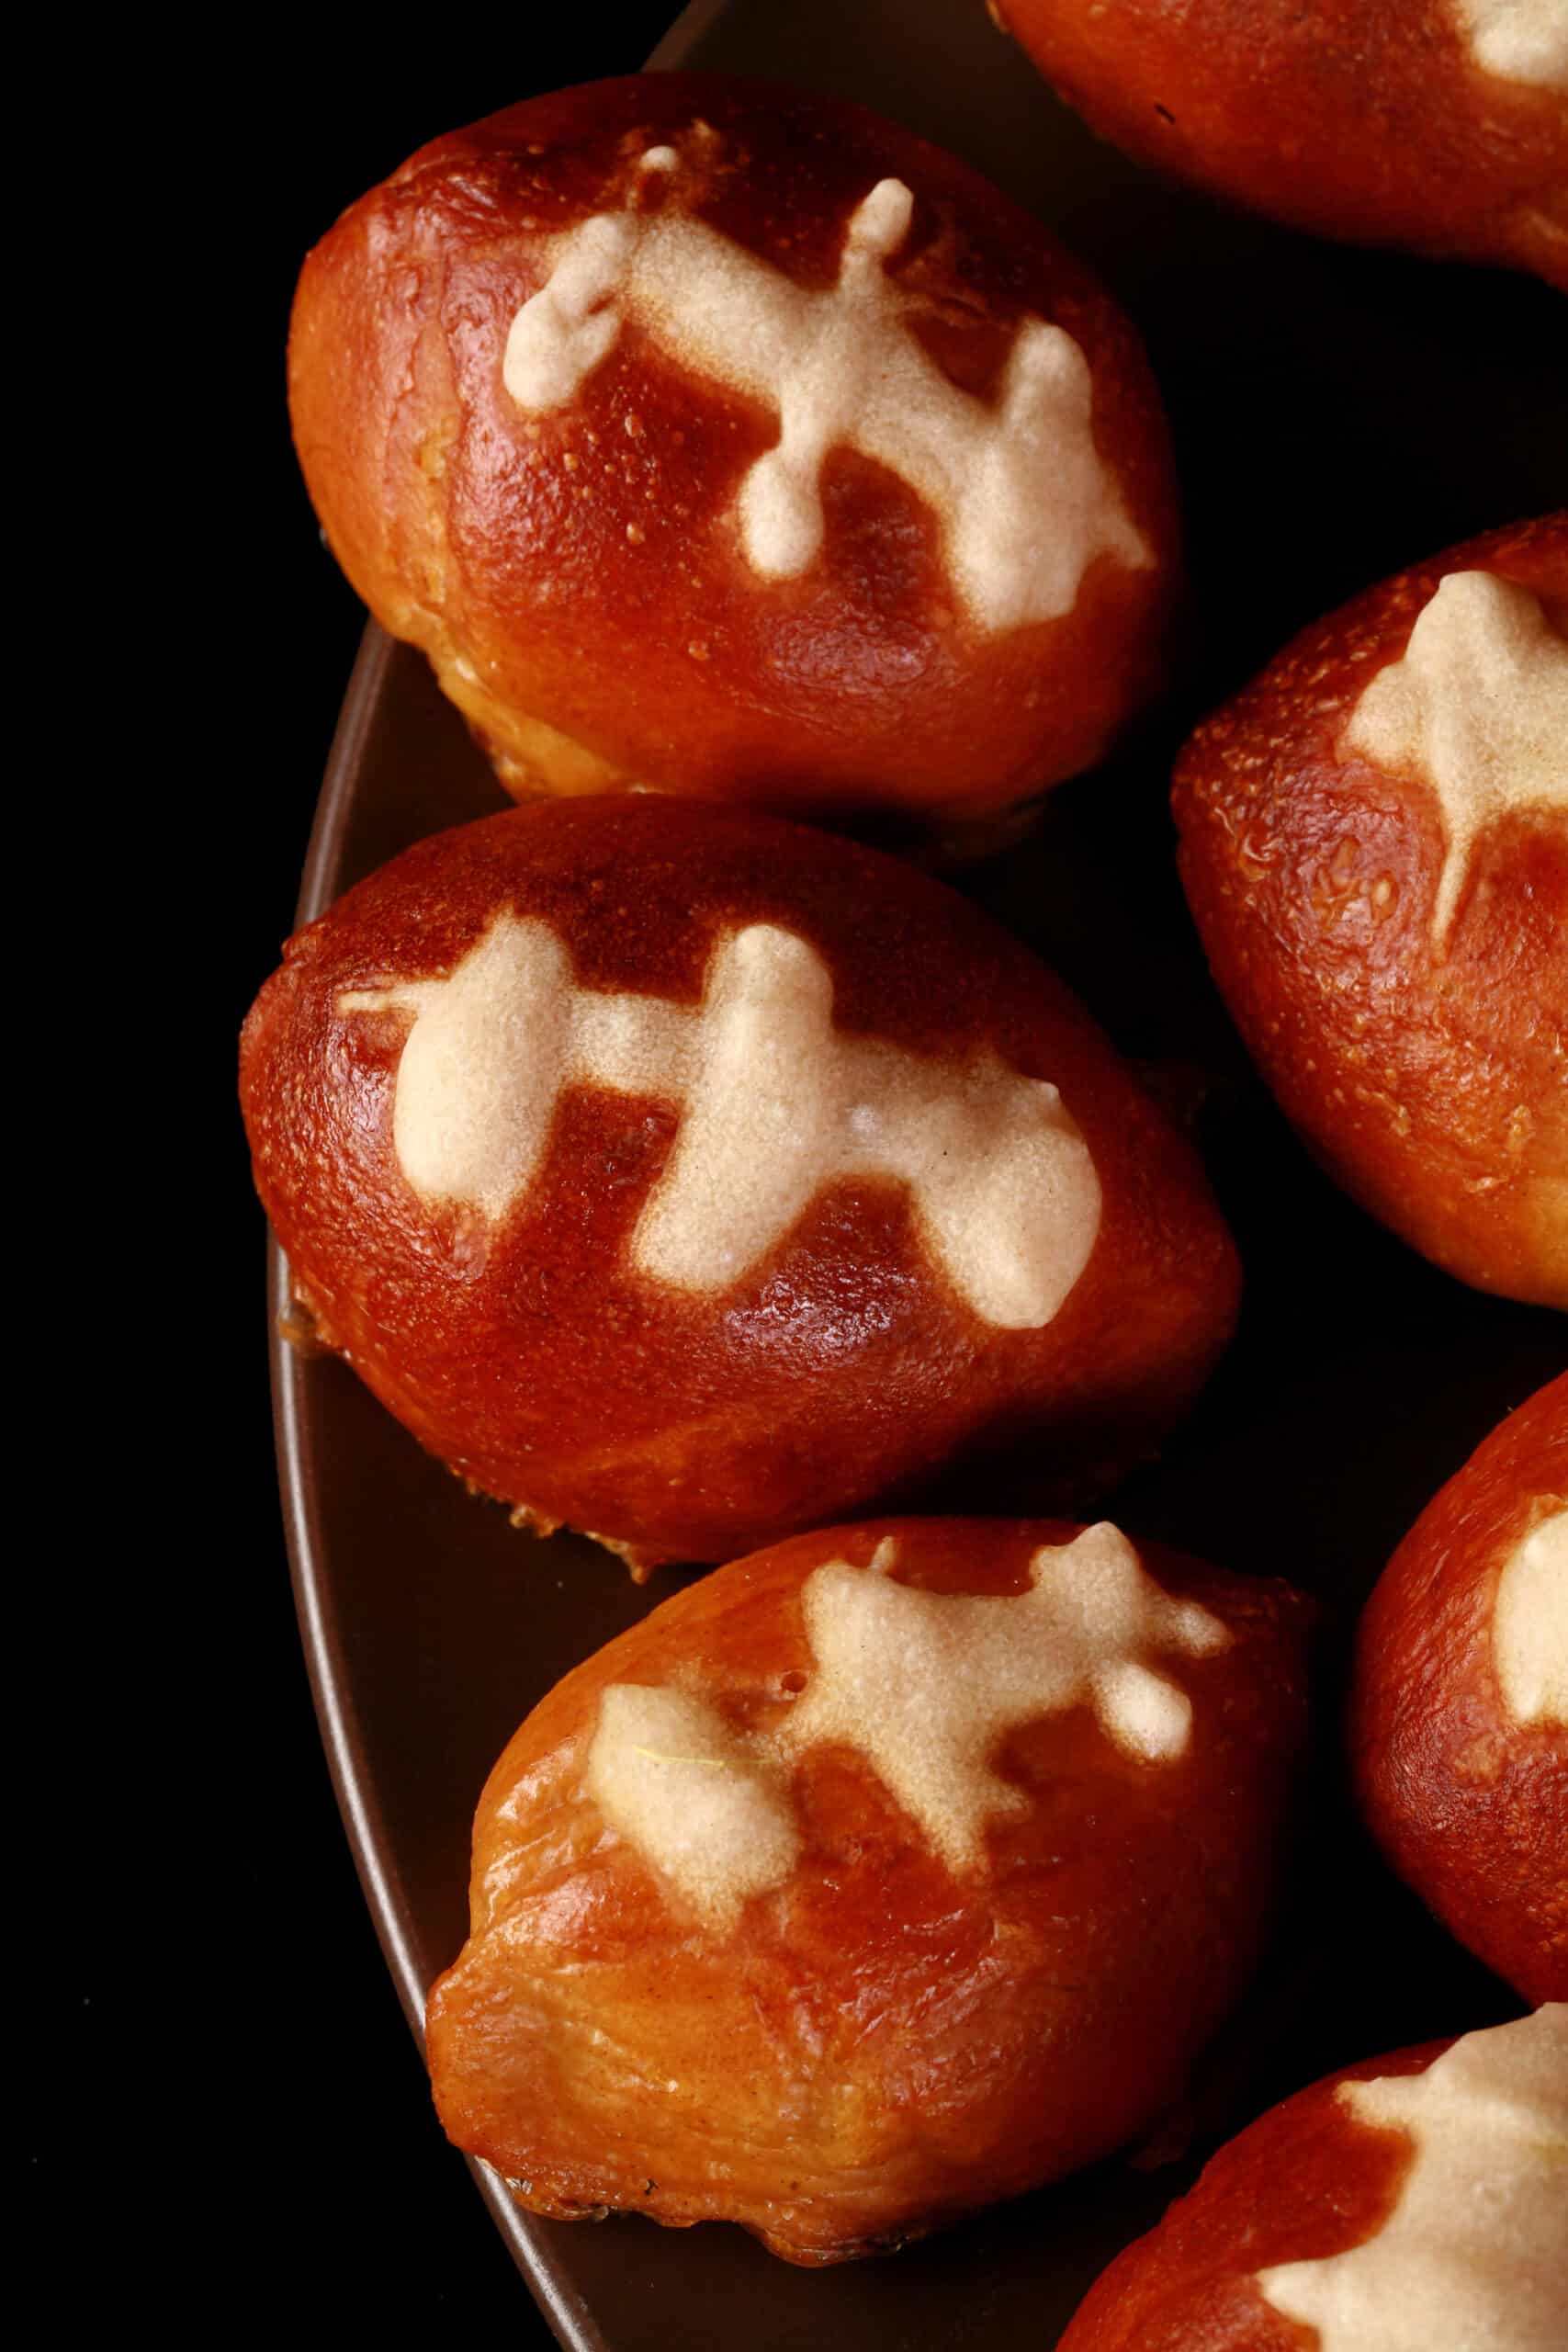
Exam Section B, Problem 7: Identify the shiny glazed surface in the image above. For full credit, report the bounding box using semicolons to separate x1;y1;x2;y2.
289;72;1180;840
994;0;1568;287
243;797;1238;1567
1174;514;1568;1309
1056;2008;1568;2350
429;1518;1314;2263
1351;1373;1568;2003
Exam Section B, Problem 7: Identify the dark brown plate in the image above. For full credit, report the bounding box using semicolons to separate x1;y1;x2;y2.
268;4;1566;2346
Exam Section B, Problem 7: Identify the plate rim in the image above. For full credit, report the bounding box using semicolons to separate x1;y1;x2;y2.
268;614;617;2351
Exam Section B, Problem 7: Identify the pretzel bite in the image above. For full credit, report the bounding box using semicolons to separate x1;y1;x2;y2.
288;73;1180;846
1350;1373;1567;2004
991;1;1568;288
240;799;1239;1570
1173;514;1568;1308
1057;2004;1568;2349
427;1516;1314;2263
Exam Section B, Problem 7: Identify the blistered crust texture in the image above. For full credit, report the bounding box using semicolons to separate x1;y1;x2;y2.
287;73;1181;835
1350;1373;1568;2004
995;0;1568;287
240;798;1240;1566
1173;514;1568;1309
426;1518;1314;2264
1057;2009;1568;2352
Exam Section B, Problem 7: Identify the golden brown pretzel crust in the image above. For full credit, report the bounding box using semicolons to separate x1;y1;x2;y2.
1172;513;1568;1309
993;0;1568;288
1055;2039;1450;2350
1350;1374;1568;2005
288;73;1181;840
427;1517;1314;2264
239;798;1240;1567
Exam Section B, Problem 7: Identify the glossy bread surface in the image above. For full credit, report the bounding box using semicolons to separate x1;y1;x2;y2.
288;71;1180;840
428;1517;1314;2264
993;0;1568;287
243;797;1239;1567
1056;2007;1568;2350
1350;1373;1568;2003
1173;514;1568;1309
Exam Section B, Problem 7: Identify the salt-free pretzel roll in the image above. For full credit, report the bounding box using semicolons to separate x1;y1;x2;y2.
1056;2004;1568;2351
288;74;1181;844
240;798;1240;1571
990;2;1568;288
1350;1374;1567;2004
427;1516;1314;2264
1173;514;1568;1309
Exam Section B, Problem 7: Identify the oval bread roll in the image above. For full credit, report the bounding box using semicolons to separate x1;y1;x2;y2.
1173;514;1567;1308
288;73;1182;848
991;1;1568;288
240;799;1241;1569
427;1516;1315;2263
1056;2005;1568;2350
1350;1372;1567;2004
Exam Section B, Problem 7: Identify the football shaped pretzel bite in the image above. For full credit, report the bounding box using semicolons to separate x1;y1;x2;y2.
1351;1372;1567;2004
241;799;1240;1568
1174;514;1567;1308
427;1516;1314;2263
288;73;1181;848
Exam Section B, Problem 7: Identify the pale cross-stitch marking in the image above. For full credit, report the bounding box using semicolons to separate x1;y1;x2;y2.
1342;571;1568;945
584;1683;799;1932
338;914;1102;1329
502;153;1150;632
1257;2005;1568;2352
1451;0;1568;86
581;1526;1231;1926
1494;1506;1568;1727
780;1522;1229;1871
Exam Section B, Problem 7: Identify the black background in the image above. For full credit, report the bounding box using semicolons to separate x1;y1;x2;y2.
49;6;678;2331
